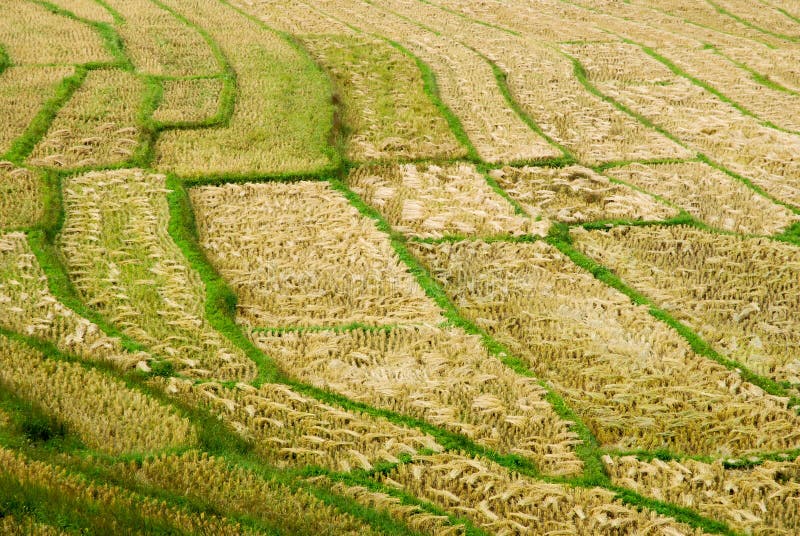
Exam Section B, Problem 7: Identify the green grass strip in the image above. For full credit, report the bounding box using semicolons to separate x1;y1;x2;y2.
592;156;700;172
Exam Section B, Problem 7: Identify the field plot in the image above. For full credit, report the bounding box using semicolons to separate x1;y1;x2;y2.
58;169;256;380
0;66;75;156
348;163;543;238
411;239;800;455
491;165;677;224
603;162;798;234
573;225;800;387
189;181;442;327
0;232;149;369
605;455;800;534
28;69;143;169
4;0;800;533
0;335;194;455
0;1;110;65
250;326;583;475
154;0;335;176
301;35;464;162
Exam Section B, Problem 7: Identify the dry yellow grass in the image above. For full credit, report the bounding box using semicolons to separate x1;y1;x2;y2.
658;43;800;134
58;169;256;380
0;447;249;535
164;378;443;472
47;0;115;23
0;1;110;65
564;0;800;95
0;66;75;155
154;0;334;176
232;0;356;35
308;475;463;535
127;451;385;536
573;225;800;387
384;452;708;535
364;0;691;164
0;232;150;369
189;181;442;328
491;165;677;223
625;0;782;46
0;335;195;455
429;0;613;42
349;163;545;238
566;41;800;207
301;34;465;162
605;162;799;234
0;515;65;536
103;0;219;76
0;164;43;230
308;0;561;163
605;455;800;534
28;70;144;169
410;239;800;455
249;326;583;476
152;78;224;124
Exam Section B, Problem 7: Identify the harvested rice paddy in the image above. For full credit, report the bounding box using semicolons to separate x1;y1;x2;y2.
1;0;799;533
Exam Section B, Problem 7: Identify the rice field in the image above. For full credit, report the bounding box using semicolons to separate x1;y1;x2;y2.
1;0;799;533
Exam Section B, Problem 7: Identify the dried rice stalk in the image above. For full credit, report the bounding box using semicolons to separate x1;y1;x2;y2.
125;450;384;535
410;239;800;455
493;165;676;223
0;335;195;455
165;378;442;472
0;1;110;64
189;181;443;327
350;163;545;238
250;325;583;476
0;232;148;370
28;70;143;169
58;169;256;380
605;454;800;534
574;225;800;387
385;452;708;535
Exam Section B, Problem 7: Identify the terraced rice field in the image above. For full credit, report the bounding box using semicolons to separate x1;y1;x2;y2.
0;0;799;534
